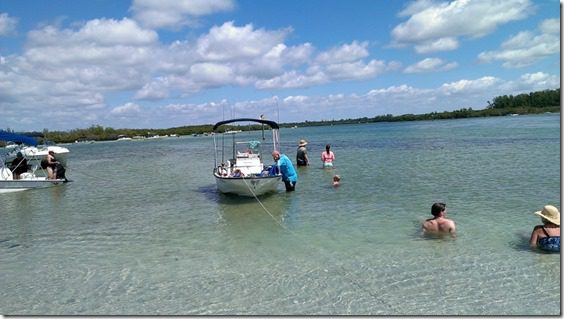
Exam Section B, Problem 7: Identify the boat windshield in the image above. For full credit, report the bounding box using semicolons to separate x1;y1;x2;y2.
235;140;262;158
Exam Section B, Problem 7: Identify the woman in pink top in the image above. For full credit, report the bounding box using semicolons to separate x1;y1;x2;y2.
321;144;335;168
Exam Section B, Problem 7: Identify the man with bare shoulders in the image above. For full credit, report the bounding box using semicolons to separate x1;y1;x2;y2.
422;202;456;236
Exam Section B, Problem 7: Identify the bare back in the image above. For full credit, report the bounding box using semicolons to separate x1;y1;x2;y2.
423;217;456;235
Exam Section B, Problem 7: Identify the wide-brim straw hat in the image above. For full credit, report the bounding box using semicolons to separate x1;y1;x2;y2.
298;139;308;146
534;205;560;226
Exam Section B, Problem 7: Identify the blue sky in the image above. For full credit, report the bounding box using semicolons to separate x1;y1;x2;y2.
0;0;560;131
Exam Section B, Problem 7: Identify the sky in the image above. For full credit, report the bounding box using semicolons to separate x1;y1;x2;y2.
0;0;560;131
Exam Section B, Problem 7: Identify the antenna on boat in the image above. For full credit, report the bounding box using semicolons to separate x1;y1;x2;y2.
275;96;280;124
260;114;265;140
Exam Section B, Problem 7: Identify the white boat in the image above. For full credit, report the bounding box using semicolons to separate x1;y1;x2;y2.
0;131;68;193
212;118;282;197
116;135;133;141
5;142;19;149
4;137;70;169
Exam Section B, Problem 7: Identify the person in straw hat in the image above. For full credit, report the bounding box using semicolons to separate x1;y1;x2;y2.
529;205;560;252
296;139;309;166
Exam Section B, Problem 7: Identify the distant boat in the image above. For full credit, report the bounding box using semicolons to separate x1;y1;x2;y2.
4;142;19;149
116;135;132;141
74;137;95;144
212;118;282;197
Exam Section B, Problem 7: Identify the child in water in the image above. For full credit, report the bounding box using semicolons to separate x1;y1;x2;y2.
332;175;341;187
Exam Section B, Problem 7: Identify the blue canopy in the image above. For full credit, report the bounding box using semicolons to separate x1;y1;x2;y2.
0;131;38;146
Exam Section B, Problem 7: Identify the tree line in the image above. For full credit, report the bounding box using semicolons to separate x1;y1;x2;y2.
281;88;560;127
1;88;560;144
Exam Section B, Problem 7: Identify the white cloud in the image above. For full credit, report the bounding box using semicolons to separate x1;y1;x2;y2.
0;18;161;129
1;14;403;129
315;41;369;64
283;95;310;104
324;60;390;80
414;37;459;53
196;21;290;61
110;102;141;114
391;0;534;53
190;62;234;85
256;70;327;89
0;12;18;36
499;72;560;92
28;18;158;48
367;84;425;96
134;78;171;100
440;76;499;94
131;0;234;29
404;57;458;73
539;18;559;34
256;41;399;89
519;72;558;86
478;18;560;68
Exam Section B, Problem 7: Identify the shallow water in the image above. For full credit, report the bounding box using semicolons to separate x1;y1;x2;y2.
0;114;560;315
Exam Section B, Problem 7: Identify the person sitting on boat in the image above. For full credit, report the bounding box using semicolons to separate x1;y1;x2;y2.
217;164;228;176
231;169;244;177
272;151;298;192
422;202;456;237
46;150;59;179
10;152;28;180
321;144;335;168
529;205;560;253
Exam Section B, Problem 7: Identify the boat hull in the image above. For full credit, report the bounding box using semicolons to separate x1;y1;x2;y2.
214;174;281;197
0;178;66;193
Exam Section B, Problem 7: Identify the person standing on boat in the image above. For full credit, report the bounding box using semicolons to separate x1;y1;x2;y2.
10;152;28;179
321;144;335;168
46;150;59;179
296;139;309;166
422;202;456;237
272;150;298;192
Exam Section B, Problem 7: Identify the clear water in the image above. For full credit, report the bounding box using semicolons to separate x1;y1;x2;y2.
0;114;560;315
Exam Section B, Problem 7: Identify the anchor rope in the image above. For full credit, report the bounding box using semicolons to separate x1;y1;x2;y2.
63;166;114;182
240;175;397;313
241;176;291;232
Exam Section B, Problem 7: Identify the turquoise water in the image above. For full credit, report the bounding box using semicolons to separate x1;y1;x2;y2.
0;114;560;315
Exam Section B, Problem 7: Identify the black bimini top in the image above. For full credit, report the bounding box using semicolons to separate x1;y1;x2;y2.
212;118;280;132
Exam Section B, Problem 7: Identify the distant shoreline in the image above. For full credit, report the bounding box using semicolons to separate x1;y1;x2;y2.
2;106;559;145
279;106;560;128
